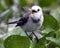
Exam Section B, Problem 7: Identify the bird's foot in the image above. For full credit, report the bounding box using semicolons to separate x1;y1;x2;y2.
25;31;32;40
32;32;39;42
28;36;32;40
35;36;39;43
25;31;39;42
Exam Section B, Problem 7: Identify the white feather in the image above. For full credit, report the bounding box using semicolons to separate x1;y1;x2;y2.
21;6;44;32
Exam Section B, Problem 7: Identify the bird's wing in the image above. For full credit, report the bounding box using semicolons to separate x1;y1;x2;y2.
16;13;30;27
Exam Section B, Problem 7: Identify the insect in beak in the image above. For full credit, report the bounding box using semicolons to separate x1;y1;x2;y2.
32;10;37;14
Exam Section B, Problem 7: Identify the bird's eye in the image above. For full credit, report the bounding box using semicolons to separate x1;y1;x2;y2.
37;9;40;11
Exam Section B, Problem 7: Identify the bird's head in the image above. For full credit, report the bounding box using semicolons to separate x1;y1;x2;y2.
31;6;42;14
30;6;43;20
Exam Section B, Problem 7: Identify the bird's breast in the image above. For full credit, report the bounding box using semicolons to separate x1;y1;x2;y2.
21;18;41;32
31;17;40;23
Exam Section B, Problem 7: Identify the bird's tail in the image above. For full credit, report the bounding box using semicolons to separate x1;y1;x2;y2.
8;21;18;24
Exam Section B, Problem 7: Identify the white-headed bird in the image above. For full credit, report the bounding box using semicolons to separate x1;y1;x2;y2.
8;5;44;41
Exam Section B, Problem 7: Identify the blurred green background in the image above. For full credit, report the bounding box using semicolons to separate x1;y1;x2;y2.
0;0;60;48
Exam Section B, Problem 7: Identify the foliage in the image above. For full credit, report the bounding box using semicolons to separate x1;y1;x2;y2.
4;35;30;48
0;0;60;48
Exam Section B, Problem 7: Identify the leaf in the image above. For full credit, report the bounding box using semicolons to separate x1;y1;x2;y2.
0;39;4;48
2;9;13;23
37;0;57;7
43;31;56;38
41;27;53;34
0;3;4;11
41;14;59;31
35;37;46;48
4;35;30;48
8;27;23;35
19;0;27;9
34;30;57;48
0;9;11;17
26;0;34;5
56;31;60;39
46;37;60;47
50;7;60;26
5;0;13;7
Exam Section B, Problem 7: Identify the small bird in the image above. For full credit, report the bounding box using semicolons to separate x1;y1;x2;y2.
8;5;44;41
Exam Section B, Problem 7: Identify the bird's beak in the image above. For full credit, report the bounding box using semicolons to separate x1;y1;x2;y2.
32;10;37;14
28;8;37;14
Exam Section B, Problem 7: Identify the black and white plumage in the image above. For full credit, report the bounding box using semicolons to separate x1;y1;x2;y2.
8;6;44;41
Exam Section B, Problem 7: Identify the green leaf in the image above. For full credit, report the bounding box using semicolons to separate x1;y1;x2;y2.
46;37;60;47
35;37;46;48
56;31;60;39
0;3;5;11
8;27;23;35
38;0;57;7
19;0;27;9
0;39;4;48
50;7;60;26
34;31;57;48
4;35;30;48
5;0;13;7
2;9;13;23
42;14;59;31
41;27;53;34
43;31;56;38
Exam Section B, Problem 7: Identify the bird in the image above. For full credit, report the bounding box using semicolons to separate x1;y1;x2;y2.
8;5;44;41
